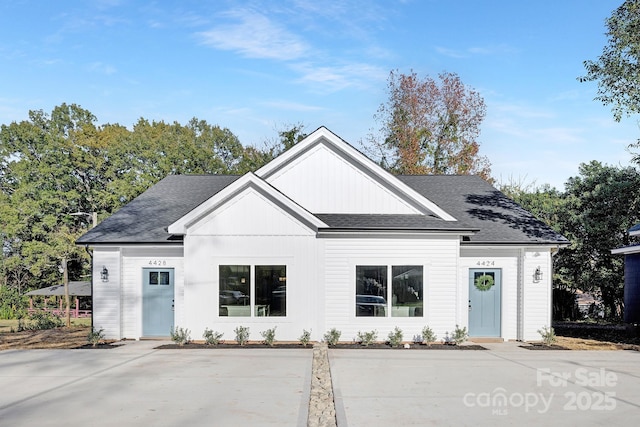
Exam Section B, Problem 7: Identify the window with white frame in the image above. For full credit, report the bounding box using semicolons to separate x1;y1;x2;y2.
356;265;423;317
219;265;286;317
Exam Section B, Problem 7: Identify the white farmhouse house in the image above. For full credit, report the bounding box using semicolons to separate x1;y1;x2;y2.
77;127;568;343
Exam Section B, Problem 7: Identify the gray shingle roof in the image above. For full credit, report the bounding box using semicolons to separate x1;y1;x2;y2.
77;174;567;245
398;175;568;245
77;175;239;244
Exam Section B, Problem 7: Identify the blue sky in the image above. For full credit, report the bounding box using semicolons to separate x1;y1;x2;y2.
1;0;638;189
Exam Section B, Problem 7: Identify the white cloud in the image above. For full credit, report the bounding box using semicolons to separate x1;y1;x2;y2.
436;44;517;59
87;62;117;75
293;62;386;92
261;100;323;112
197;10;308;60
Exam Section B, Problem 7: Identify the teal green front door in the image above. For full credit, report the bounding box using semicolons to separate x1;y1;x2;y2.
468;269;501;337
143;268;175;337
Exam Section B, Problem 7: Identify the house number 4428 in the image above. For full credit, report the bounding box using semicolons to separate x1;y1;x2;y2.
148;260;167;266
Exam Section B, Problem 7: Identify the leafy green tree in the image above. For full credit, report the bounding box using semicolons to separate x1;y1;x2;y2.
369;70;491;181
580;0;640;121
0;104;254;295
556;161;640;319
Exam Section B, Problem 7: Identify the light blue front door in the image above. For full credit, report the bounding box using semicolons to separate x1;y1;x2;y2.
468;269;501;337
143;268;174;337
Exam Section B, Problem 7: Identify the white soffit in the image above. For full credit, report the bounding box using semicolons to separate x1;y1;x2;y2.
167;173;327;235
255;126;457;221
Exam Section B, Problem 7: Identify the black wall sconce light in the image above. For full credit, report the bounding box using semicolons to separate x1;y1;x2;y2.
534;266;543;282
101;266;109;282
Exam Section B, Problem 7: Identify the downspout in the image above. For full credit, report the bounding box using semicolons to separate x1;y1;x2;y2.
550;246;560;330
517;248;524;341
84;244;93;331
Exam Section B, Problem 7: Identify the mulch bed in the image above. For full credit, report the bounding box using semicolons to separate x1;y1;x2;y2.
73;343;123;349
156;342;314;349
155;342;487;350
329;343;487;350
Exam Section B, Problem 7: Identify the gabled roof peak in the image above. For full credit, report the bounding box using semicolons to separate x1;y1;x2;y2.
256;126;457;221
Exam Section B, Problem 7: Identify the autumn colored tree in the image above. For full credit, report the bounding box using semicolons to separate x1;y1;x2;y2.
370;70;491;181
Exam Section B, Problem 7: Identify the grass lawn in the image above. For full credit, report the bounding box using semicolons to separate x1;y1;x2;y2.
0;317;91;333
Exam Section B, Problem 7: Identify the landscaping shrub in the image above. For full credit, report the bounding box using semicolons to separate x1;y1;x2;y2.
299;329;311;347
388;326;403;347
170;326;191;346
357;330;378;346
260;326;277;346
421;325;437;346
323;328;341;346
87;328;105;347
234;326;250;346
202;328;224;345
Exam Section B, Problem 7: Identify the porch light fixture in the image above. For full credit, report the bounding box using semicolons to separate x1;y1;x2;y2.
533;266;542;283
101;266;109;282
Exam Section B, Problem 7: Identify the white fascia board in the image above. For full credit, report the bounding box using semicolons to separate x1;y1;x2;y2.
612;245;640;255
167;172;327;234
255;126;457;222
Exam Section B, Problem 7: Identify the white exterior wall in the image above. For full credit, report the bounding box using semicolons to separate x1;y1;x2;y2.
92;247;122;339
522;249;553;341
322;236;460;342
181;185;320;342
459;247;520;341
119;246;184;339
183;235;319;342
265;144;420;214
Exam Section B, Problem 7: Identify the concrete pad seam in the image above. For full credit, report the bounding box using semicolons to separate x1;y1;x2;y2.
297;351;313;427
328;351;348;427
0;349;160;412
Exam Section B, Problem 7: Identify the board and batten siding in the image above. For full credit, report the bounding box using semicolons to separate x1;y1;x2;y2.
459;247;520;341
92;247;122;339
117;247;184;339
264;143;420;215
322;236;460;341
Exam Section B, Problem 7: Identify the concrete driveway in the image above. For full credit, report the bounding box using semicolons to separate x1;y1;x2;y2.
0;341;312;427
2;341;640;426
329;342;640;426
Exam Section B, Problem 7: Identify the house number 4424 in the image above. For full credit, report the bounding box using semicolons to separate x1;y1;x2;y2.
476;260;495;266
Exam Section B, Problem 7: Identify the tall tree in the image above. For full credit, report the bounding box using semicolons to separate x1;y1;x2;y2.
580;0;640;121
0;104;252;295
369;70;491;181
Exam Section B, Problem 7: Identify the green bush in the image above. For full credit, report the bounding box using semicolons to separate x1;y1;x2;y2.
0;286;27;320
87;328;105;347
421;325;438;346
27;311;64;330
234;326;250;346
170;326;191;346
202;328;224;345
323;328;341;346
388;326;403;347
357;330;378;346
260;326;277;346
451;325;468;345
538;325;556;346
299;329;312;347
